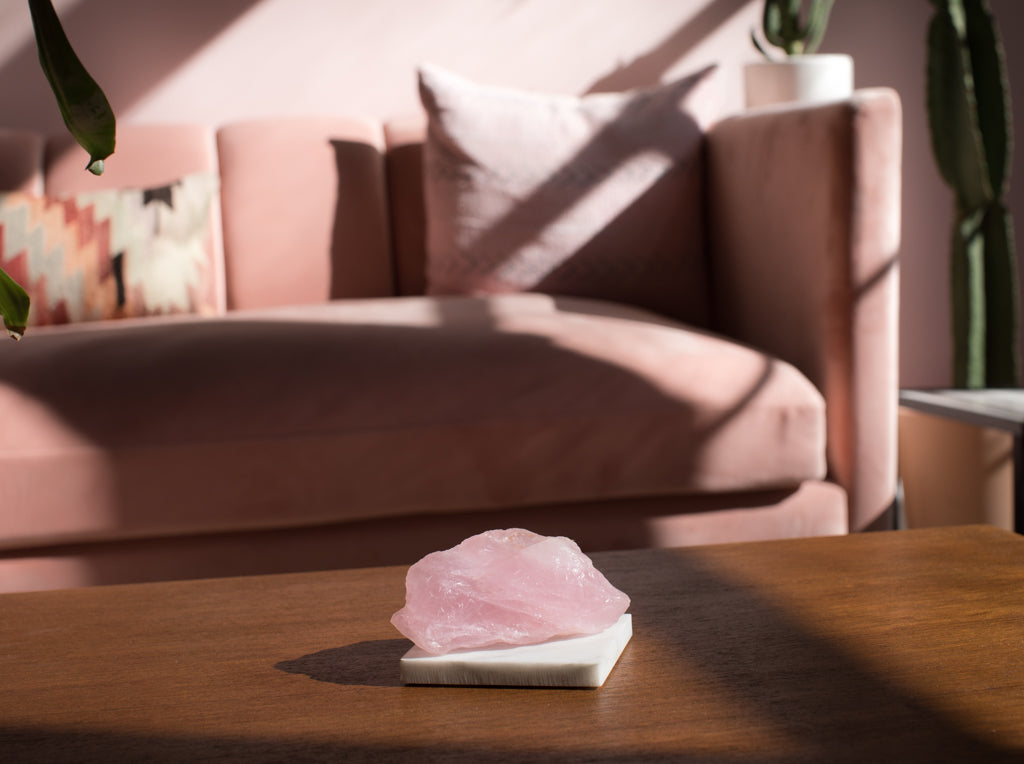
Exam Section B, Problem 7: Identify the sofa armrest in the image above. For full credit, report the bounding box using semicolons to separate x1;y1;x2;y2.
707;89;902;532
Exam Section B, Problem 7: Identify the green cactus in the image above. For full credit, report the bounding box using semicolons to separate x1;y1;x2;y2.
926;0;1019;388
752;0;836;59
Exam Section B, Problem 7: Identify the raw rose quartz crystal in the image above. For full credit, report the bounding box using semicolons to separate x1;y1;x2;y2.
390;528;630;655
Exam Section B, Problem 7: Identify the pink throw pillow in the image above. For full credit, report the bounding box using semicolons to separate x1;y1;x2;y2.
0;173;219;326
418;63;719;324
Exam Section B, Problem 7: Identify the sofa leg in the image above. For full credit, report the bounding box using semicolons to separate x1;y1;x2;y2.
864;480;905;532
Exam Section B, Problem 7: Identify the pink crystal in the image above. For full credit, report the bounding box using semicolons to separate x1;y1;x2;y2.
390;528;630;655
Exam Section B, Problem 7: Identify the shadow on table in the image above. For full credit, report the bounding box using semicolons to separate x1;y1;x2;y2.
275;639;410;688
595;546;1023;762
0;728;757;764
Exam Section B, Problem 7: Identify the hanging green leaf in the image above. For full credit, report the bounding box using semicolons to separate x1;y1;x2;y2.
0;267;29;340
29;0;115;174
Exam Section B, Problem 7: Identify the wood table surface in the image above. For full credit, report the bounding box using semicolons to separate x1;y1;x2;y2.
2;525;1023;762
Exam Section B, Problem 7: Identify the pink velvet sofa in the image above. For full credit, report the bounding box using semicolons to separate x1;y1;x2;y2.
0;86;901;592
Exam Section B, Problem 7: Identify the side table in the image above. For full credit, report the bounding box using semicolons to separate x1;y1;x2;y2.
899;388;1023;533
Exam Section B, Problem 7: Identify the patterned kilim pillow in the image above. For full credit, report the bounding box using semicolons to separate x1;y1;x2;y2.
0;172;219;326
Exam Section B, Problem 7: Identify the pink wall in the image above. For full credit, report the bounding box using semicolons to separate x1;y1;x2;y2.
2;0;1021;388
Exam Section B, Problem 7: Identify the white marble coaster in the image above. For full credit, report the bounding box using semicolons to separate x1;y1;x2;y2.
399;613;632;688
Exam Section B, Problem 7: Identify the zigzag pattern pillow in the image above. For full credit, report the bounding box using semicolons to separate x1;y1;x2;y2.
0;173;219;326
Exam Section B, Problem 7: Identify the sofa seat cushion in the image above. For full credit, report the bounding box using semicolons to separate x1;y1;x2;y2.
0;294;825;549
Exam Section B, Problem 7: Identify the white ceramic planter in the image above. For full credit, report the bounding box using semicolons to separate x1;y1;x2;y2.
744;54;854;109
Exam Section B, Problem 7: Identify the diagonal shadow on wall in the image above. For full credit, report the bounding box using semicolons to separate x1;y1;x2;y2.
0;0;262;134
585;0;751;94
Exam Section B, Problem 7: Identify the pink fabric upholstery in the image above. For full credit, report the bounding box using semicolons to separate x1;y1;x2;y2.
384;114;429;296
0;295;823;551
45;124;217;193
216;117;394;310
707;90;902;531
0;482;845;593
0;89;901;591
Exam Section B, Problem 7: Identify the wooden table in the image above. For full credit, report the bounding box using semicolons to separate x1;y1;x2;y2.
2;526;1023;762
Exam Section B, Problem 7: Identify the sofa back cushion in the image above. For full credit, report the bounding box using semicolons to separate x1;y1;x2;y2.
216;118;395;310
384;115;430;297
